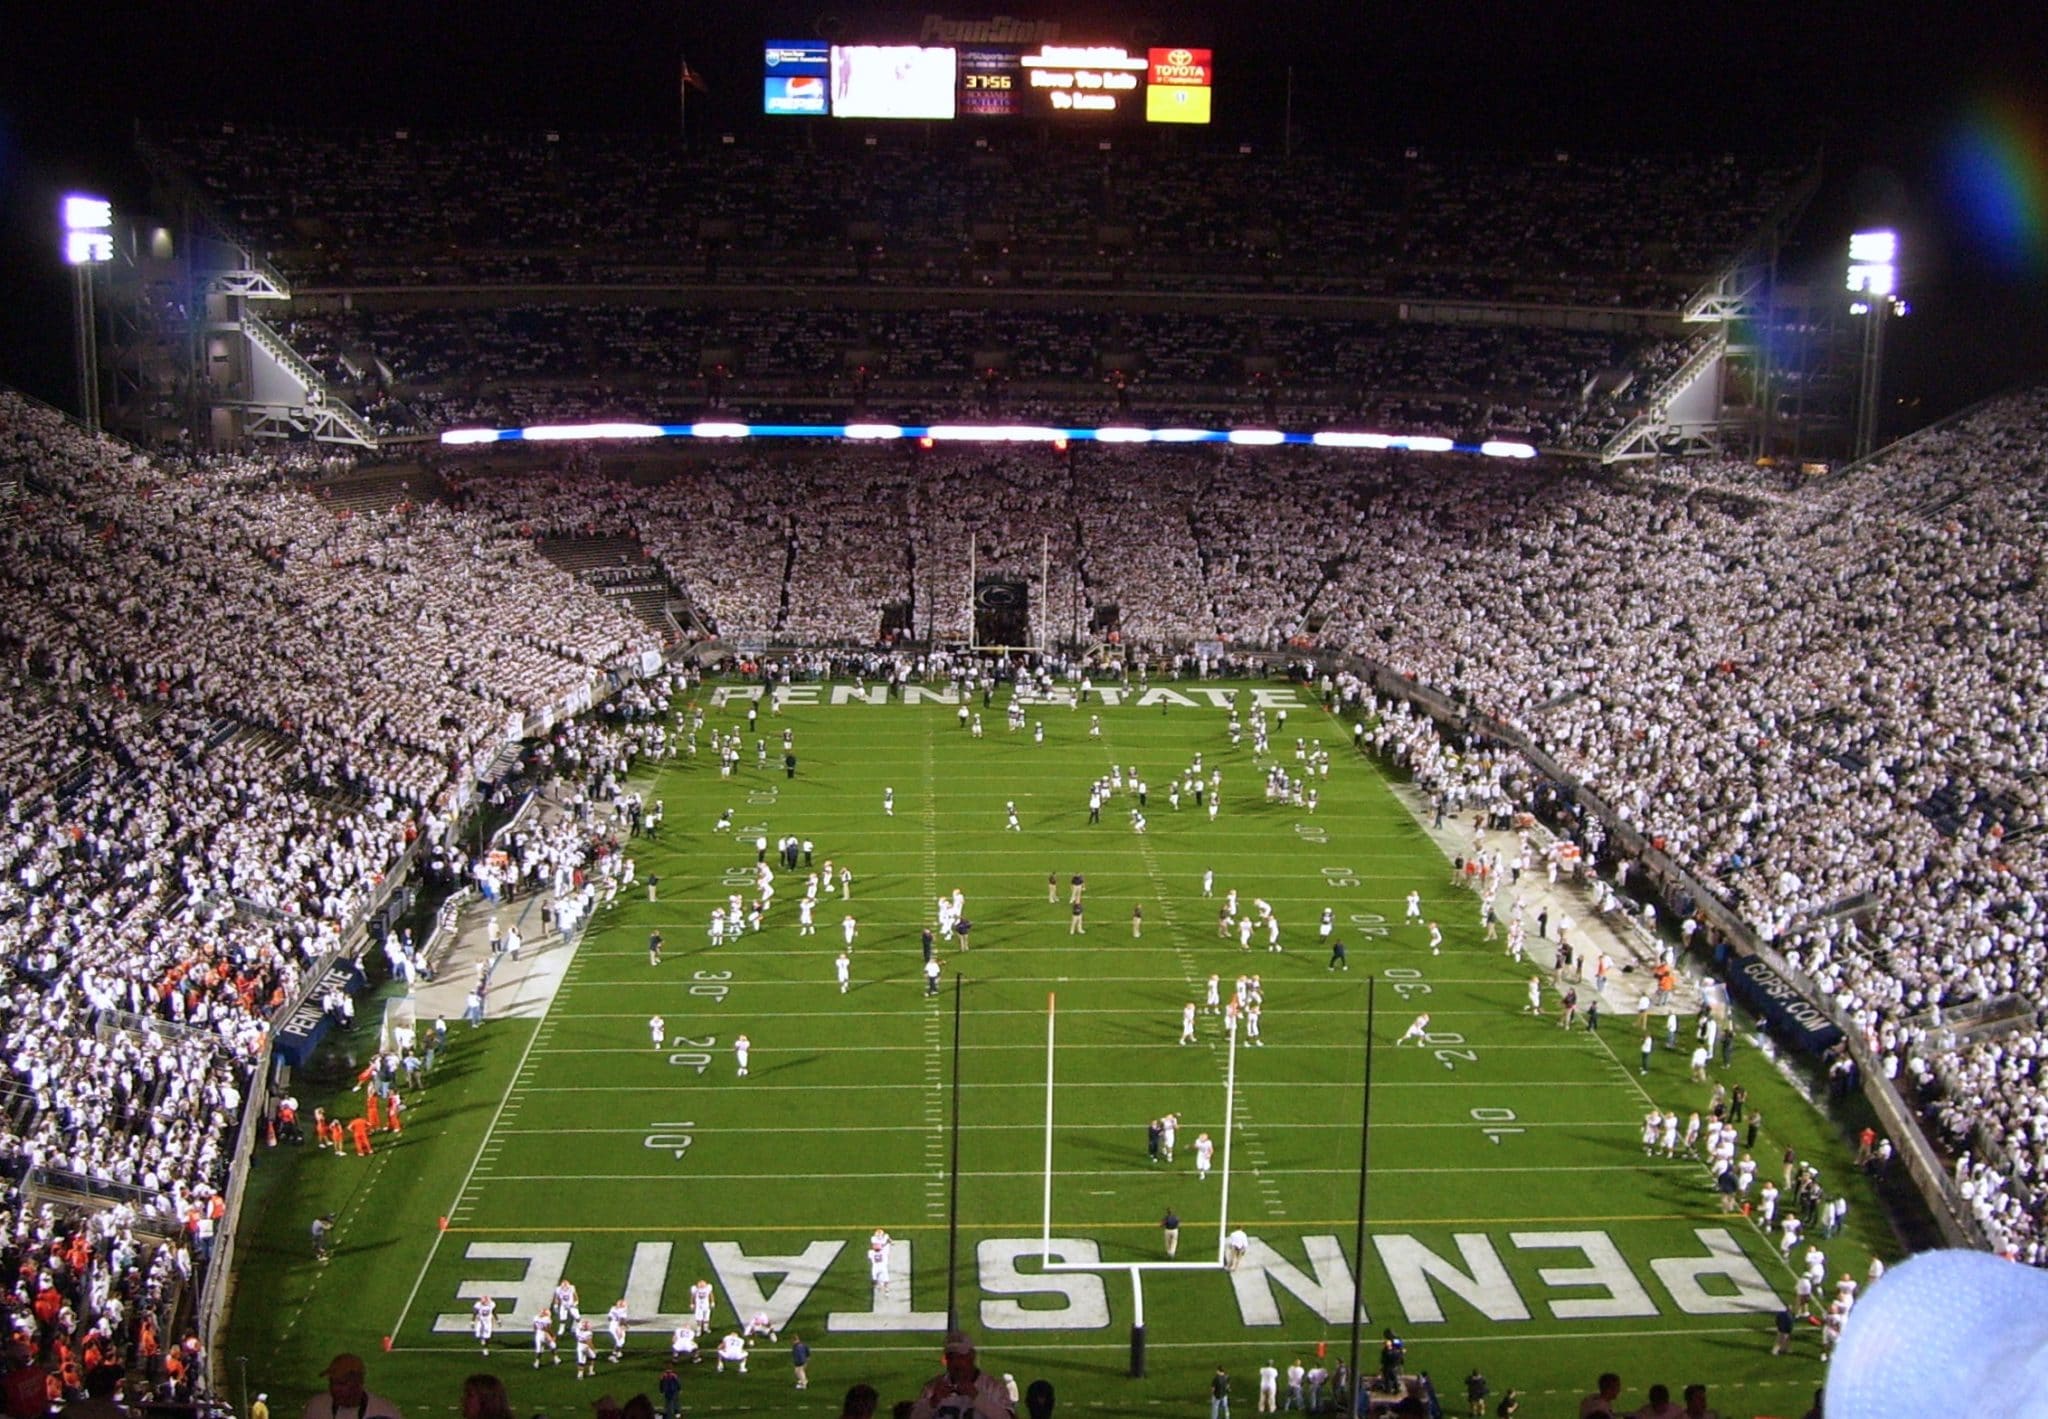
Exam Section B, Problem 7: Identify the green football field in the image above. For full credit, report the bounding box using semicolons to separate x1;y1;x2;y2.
222;681;1890;1418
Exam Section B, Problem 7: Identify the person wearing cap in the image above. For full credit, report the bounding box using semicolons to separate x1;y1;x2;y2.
251;1394;271;1419
302;1354;403;1419
908;1331;1014;1419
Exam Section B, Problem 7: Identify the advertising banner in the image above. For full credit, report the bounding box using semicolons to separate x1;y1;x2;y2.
1726;951;1843;1055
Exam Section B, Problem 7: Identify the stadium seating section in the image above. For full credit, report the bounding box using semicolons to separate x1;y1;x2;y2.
147;129;1800;447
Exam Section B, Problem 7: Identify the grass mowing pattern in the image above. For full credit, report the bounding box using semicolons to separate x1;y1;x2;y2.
224;683;1889;1417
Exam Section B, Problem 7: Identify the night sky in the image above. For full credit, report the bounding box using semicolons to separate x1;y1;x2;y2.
3;1;2043;433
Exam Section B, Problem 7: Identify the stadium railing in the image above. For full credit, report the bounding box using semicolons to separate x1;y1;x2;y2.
192;830;426;1368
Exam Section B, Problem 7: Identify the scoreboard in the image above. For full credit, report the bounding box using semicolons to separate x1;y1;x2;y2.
763;36;1211;123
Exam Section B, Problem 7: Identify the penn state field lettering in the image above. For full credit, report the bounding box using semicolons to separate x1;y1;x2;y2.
433;1229;1780;1335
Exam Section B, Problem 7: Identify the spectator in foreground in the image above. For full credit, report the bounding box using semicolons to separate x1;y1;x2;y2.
302;1354;404;1419
460;1375;513;1419
1579;1373;1622;1419
909;1332;1014;1419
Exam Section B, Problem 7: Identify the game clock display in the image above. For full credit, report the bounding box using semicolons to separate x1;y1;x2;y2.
958;48;1024;116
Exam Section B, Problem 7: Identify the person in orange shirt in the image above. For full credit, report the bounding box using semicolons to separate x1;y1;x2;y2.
387;1094;404;1135
349;1117;374;1156
366;1093;383;1132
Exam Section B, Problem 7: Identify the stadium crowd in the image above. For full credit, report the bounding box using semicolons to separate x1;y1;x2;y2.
0;392;657;1400
143;128;1792;454
150;128;1801;307
6;363;2048;1398
270;301;1704;452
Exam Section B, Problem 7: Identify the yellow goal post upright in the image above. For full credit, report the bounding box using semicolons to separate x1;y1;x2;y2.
1039;991;1237;1376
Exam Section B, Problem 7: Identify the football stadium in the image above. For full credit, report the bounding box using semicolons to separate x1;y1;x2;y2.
3;8;2047;1419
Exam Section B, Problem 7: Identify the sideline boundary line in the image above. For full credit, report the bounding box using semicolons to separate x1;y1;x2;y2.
388;920;588;1340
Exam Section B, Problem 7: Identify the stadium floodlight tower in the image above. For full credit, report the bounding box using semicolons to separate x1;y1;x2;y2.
62;195;115;435
1846;230;1907;461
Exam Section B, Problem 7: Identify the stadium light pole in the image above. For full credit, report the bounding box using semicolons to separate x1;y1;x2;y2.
1846;230;1906;462
63;195;115;435
1348;977;1376;1415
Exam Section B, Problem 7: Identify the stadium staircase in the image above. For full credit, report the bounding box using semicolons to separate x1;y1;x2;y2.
535;534;682;640
1908;486;1976;526
1599;330;1730;462
235;313;381;448
313;469;420;516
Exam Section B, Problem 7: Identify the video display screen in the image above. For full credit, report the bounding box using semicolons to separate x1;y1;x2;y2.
829;45;959;120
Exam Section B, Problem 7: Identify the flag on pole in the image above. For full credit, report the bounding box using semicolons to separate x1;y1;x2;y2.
680;56;709;94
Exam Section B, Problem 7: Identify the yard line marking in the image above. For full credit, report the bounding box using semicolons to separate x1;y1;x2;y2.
500;1078;1632;1092
490;1119;1643;1135
919;715;948;1223
534;1004;1546;1019
460;1163;1701;1183
583;945;1531;961
432;1210;1735;1232
382;1320;1798;1359
382;1321;1792;1357
521;1040;1614;1054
